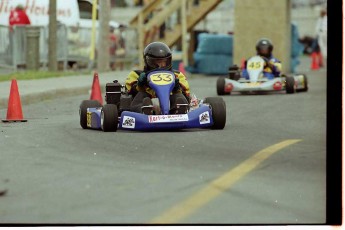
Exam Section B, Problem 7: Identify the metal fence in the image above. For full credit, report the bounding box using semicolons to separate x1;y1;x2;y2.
0;24;138;70
0;25;68;70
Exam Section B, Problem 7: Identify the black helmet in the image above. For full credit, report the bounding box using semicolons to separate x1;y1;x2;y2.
256;38;273;58
143;42;172;71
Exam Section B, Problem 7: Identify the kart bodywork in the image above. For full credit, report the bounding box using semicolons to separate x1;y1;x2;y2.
217;56;308;95
80;70;227;132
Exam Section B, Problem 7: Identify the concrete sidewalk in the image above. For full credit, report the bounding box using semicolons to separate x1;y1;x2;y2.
0;70;129;109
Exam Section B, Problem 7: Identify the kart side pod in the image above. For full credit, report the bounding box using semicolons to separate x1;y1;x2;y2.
105;81;121;105
105;80;132;113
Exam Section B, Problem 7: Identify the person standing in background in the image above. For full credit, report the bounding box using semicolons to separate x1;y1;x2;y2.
315;7;327;66
109;26;117;70
8;4;31;30
8;4;31;66
114;25;127;70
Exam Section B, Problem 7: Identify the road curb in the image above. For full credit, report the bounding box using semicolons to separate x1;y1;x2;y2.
0;84;110;110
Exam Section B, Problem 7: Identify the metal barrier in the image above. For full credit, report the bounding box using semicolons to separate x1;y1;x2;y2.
67;26;92;65
0;26;10;67
0;25;68;70
66;25;138;69
114;27;138;69
0;24;138;70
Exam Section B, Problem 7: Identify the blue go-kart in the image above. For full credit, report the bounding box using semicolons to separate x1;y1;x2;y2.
79;70;227;132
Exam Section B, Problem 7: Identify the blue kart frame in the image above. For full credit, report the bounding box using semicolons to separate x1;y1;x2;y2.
79;70;226;132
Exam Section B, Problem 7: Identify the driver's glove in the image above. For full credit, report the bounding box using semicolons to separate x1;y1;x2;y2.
172;78;180;92
137;72;147;87
263;57;274;69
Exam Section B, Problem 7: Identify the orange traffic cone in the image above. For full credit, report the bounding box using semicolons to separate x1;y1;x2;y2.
90;72;103;105
2;79;27;122
178;62;186;75
310;52;319;70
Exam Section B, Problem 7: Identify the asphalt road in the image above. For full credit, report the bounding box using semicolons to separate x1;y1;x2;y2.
0;68;326;224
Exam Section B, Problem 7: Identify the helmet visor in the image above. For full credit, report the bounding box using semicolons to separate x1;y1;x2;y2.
257;45;270;57
145;56;172;70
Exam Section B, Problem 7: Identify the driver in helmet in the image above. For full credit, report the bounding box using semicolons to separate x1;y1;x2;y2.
125;42;190;115
242;38;282;80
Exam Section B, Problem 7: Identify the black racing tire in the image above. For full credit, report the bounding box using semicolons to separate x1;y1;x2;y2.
204;97;226;130
101;104;118;132
297;74;308;92
217;77;230;96
285;76;296;94
79;100;102;129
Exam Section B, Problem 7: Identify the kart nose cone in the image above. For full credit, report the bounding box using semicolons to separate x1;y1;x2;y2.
224;83;233;93
273;81;282;90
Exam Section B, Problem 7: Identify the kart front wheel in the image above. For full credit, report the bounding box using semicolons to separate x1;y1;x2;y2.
285;76;296;94
204;97;226;130
296;74;308;92
101;104;118;132
79;100;102;129
217;77;230;95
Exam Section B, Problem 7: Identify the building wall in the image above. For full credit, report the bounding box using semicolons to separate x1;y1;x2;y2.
193;0;323;37
233;0;291;73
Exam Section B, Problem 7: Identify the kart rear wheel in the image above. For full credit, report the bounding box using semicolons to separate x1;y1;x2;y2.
204;97;226;130
285;76;296;94
101;104;118;132
217;77;230;95
79;100;102;129
296;74;308;92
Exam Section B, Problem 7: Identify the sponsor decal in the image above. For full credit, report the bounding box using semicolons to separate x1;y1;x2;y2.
87;111;92;127
199;111;210;124
148;114;188;123
245;82;262;87
122;116;135;129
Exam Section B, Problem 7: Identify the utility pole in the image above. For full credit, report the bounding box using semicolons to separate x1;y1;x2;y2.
89;0;98;70
97;0;111;72
48;0;57;71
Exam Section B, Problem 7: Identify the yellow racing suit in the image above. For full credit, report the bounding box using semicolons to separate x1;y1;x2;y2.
125;70;191;99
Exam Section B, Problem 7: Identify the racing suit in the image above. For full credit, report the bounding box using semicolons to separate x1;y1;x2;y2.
242;55;282;80
125;70;191;113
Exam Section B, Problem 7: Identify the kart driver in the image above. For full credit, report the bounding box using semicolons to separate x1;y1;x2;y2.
125;42;190;115
242;38;282;80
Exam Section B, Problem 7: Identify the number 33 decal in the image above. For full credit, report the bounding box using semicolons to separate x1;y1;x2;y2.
150;73;174;85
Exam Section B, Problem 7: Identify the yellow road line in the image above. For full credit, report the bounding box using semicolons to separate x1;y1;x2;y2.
150;139;302;224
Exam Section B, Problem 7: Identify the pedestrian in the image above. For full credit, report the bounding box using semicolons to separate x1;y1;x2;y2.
8;4;31;67
114;25;127;70
109;26;117;70
8;4;31;30
315;7;327;66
